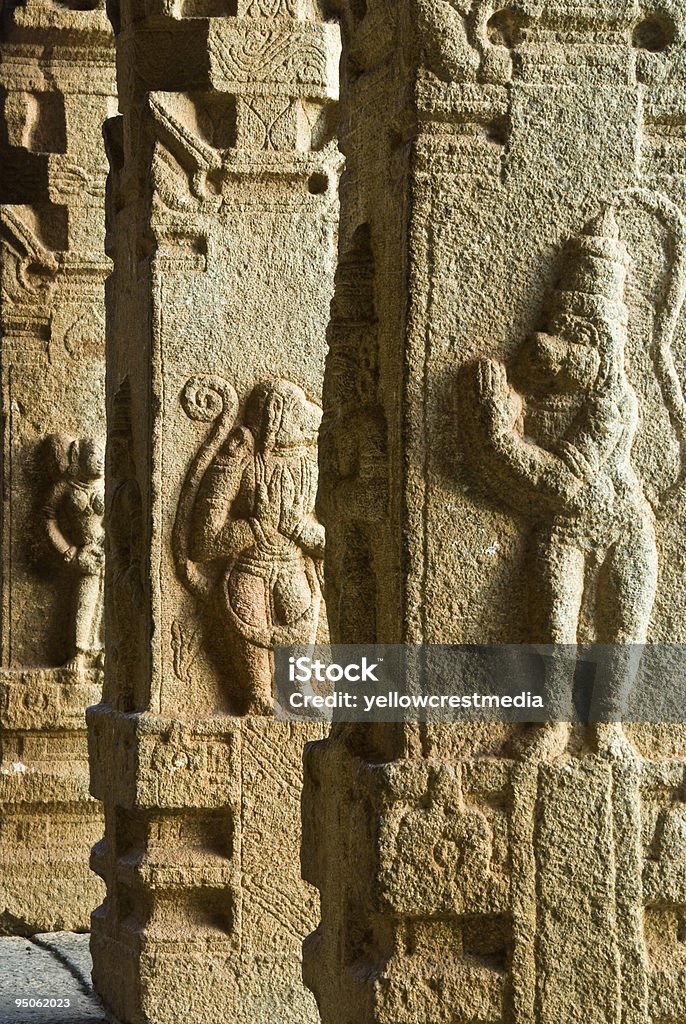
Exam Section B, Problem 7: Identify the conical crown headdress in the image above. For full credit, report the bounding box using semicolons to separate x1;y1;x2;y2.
551;207;630;329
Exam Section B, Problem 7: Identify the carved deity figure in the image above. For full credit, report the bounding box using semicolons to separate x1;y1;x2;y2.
175;376;325;714
473;209;661;757
43;436;105;671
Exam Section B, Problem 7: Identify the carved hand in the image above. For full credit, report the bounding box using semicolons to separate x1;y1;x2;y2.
476;358;522;434
75;543;105;574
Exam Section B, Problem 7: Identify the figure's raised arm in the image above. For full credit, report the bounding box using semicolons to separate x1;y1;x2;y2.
475;358;624;507
190;427;254;561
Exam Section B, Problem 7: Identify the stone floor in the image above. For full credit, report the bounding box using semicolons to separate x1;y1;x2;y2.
0;934;107;1024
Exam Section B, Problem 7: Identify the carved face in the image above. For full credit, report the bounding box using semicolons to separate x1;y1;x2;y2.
78;437;105;480
520;314;603;394
246;379;321;452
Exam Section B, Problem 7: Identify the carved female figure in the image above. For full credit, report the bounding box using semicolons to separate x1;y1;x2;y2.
43;436;105;671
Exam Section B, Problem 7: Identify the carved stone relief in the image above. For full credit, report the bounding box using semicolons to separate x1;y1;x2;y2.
415;0;521;86
42;435;106;672
468;194;686;757
302;5;686;1024
88;0;338;1011
0;0;113;936
174;375;326;713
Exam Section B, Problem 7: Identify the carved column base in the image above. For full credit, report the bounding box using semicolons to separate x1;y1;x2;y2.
304;735;686;1024
89;708;322;1024
0;668;104;933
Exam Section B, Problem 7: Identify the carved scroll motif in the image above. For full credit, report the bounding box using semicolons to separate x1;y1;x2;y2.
208;23;335;92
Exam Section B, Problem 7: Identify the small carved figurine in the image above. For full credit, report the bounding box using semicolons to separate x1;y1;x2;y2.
43;436;105;671
175;376;325;714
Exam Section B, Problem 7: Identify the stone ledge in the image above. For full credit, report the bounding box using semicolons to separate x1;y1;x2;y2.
0;668;102;733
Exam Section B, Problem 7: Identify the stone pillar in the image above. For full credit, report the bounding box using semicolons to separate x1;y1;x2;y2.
0;0;115;933
87;0;340;1017
304;3;686;1023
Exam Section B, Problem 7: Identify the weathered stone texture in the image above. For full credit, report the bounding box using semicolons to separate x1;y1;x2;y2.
88;0;339;1016
305;2;686;1022
0;0;114;933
